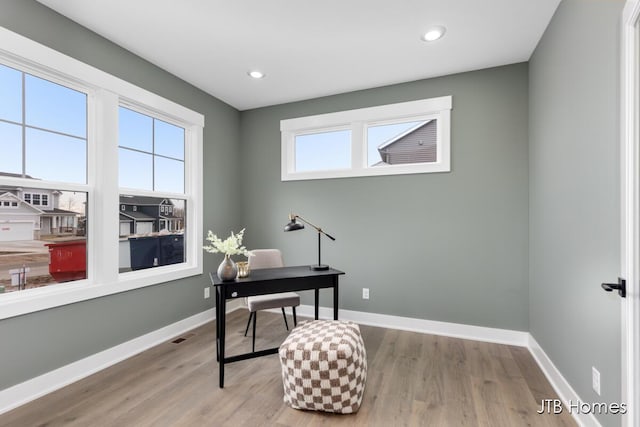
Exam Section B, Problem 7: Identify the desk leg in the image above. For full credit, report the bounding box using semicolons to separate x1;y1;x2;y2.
333;278;339;320
215;286;220;362
218;289;226;388
314;288;319;320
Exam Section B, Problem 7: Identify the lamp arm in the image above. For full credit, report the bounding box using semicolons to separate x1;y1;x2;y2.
293;215;336;240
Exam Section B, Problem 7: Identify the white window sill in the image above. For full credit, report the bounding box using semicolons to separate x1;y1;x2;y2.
0;263;202;320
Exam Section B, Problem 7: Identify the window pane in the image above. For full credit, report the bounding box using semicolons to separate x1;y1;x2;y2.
25;74;86;138
295;130;351;172
118;195;185;272
154;119;184;160
367;119;435;167
25;128;87;183
0;121;22;175
0;189;87;293
0;63;22;123
119;107;152;152
119;148;152;190
154;157;184;193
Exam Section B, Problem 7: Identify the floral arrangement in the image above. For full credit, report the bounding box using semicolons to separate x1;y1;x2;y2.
204;228;251;257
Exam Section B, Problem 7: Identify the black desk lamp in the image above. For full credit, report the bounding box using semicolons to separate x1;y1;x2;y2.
284;213;335;270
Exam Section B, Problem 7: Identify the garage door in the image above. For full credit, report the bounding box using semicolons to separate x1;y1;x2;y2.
136;221;153;235
0;222;34;241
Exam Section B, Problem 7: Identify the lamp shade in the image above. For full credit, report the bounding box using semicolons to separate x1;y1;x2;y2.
284;220;304;232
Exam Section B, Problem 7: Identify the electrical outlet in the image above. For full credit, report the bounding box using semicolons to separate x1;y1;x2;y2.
204;287;210;299
362;288;369;300
592;366;600;395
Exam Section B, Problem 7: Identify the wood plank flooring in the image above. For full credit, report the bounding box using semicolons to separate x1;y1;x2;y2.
1;310;576;426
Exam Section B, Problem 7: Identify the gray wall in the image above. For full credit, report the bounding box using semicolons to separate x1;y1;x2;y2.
1;4;626;424
239;63;530;331
0;0;241;389
529;1;623;426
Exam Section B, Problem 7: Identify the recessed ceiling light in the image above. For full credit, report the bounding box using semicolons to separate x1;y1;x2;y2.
422;26;446;42
248;70;265;79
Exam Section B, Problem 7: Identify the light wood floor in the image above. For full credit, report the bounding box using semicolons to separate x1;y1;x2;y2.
1;310;576;427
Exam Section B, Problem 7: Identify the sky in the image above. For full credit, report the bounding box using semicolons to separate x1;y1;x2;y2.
0;63;185;198
294;120;426;171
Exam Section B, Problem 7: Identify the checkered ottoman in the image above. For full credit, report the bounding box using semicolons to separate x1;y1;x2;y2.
278;320;367;414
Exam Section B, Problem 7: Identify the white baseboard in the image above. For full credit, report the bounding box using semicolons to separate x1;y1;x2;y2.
528;335;601;427
289;306;595;426
0;301;243;416
0;300;594;427
292;305;529;347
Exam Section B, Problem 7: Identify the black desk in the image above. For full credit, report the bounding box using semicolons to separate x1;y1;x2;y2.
210;266;344;388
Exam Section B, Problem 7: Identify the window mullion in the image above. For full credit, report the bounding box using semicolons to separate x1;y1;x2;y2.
351;122;364;172
21;71;26;177
91;89;120;284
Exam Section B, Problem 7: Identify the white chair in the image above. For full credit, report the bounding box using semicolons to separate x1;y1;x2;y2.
245;249;300;352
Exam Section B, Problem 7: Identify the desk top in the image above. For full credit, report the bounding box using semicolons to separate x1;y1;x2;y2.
210;265;344;286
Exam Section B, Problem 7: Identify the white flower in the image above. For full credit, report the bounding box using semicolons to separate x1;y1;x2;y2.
203;228;252;257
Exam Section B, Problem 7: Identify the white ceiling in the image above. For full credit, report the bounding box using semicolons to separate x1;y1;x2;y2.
36;0;561;111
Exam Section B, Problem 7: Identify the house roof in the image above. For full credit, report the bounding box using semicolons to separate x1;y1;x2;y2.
0;191;44;214
120;211;156;221
119;214;132;222
41;208;79;217
120;195;174;206
0;172;36;179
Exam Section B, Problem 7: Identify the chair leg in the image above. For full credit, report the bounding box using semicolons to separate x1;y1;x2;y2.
252;311;257;352
244;312;254;337
292;306;297;326
282;307;289;330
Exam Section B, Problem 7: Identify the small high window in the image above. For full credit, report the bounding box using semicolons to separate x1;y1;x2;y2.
281;96;451;180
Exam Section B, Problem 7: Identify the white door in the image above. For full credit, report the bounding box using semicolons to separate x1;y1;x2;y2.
621;1;640;425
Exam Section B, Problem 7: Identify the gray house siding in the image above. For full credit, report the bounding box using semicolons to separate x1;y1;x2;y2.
377;120;437;165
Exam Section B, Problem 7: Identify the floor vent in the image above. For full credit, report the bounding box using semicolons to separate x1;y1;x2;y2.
171;333;195;344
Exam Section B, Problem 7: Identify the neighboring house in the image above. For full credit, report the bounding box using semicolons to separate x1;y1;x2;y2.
0;192;41;242
0;174;80;241
119;196;184;237
374;120;437;166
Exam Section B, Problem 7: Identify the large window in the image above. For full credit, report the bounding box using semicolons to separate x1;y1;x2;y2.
118;107;187;273
281;96;451;180
0;63;89;293
0;27;204;320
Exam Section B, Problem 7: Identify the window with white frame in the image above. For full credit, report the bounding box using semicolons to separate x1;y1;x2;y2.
118;106;187;272
281;96;452;180
0;62;89;288
0;27;204;320
22;192;50;207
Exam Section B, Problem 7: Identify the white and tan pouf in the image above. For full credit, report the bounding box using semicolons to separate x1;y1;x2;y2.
278;320;367;414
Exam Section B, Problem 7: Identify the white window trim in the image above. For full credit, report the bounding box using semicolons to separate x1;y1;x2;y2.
0;27;204;320
281;96;452;181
